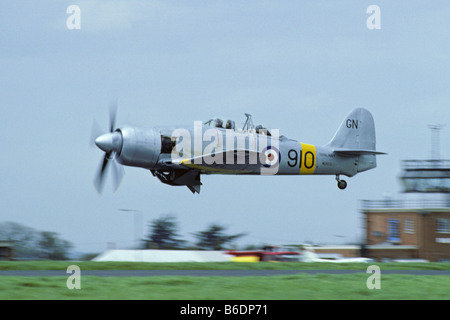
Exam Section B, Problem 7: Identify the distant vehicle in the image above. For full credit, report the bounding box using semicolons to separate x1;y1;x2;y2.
226;246;301;262
226;246;374;263
299;247;374;263
92;106;385;194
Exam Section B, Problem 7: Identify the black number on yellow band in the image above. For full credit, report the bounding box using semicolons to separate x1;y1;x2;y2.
304;151;315;169
287;149;315;170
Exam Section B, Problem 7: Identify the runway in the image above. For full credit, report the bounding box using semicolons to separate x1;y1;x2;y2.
1;269;450;277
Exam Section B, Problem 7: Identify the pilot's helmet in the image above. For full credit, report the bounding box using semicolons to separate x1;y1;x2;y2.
214;118;223;128
226;120;235;129
255;124;263;133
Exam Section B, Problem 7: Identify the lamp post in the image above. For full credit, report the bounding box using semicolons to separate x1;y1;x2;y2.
119;209;143;249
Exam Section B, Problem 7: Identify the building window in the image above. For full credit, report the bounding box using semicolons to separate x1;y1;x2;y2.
436;218;450;234
404;218;414;234
372;231;383;238
387;219;401;243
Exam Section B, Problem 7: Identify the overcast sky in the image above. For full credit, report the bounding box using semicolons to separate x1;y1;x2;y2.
1;1;449;254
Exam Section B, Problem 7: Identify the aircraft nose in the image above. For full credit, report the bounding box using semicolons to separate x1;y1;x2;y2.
95;132;122;153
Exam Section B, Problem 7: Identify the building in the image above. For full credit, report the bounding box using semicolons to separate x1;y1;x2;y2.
0;241;13;261
361;160;450;262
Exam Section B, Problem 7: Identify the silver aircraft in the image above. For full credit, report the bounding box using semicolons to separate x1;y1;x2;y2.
92;107;385;194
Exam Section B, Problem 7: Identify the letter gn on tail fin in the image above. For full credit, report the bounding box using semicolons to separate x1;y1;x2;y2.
326;108;386;156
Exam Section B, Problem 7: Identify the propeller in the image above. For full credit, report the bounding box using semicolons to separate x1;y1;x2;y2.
91;101;125;194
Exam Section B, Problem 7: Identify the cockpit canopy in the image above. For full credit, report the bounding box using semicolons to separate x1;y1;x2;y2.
204;118;235;130
204;114;271;136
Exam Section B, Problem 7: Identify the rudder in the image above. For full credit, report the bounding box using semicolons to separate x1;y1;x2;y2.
326;108;385;173
326;108;377;151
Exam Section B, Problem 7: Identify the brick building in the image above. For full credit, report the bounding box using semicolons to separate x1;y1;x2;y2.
361;160;450;262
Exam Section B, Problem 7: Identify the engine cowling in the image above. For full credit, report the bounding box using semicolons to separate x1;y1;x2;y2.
115;126;161;169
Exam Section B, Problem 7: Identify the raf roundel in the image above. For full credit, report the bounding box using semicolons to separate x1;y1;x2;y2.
263;146;280;167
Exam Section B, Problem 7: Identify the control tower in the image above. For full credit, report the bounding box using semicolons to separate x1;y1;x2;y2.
399;160;450;197
399;124;450;205
360;126;450;261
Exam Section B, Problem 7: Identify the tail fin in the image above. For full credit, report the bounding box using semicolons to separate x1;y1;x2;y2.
327;108;386;173
326;108;385;155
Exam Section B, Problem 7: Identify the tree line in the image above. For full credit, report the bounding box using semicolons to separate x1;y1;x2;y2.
145;215;245;250
0;216;246;260
0;221;72;260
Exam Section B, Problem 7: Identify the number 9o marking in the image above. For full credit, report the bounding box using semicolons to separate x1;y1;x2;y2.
286;149;315;170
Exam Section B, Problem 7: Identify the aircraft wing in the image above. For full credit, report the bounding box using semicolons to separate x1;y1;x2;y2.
172;149;264;174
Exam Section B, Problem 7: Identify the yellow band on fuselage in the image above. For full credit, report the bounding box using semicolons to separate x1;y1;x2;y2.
300;143;316;174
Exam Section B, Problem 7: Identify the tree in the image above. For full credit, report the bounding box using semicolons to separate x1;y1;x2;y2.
145;215;185;249
193;224;246;250
0;222;73;260
38;231;73;260
0;221;40;258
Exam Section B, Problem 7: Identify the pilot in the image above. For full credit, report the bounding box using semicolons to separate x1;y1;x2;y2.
255;125;271;136
226;120;235;130
214;118;223;128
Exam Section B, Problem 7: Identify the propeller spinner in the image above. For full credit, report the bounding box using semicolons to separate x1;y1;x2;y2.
92;103;125;194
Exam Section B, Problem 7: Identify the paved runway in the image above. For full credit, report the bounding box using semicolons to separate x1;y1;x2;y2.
1;269;450;277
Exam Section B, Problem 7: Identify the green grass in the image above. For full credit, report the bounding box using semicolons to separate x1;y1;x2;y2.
1;260;450;271
1;261;449;300
1;274;449;300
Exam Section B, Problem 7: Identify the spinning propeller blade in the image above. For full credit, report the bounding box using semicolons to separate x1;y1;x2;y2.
91;103;124;194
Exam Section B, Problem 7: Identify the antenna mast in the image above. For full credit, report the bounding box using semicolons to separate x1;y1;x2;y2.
428;124;444;160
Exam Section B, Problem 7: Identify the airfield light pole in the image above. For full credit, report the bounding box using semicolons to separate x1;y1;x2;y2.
118;209;143;249
333;234;346;245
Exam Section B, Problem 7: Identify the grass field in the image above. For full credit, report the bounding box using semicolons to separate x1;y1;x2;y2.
2;260;450;271
1;261;449;300
1;274;450;300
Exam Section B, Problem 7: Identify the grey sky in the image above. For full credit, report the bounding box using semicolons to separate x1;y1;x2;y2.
1;1;449;253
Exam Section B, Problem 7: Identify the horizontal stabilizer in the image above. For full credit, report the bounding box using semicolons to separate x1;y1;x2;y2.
333;149;387;156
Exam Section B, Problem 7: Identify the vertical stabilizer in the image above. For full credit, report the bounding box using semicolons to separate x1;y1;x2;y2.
326;108;385;173
326;108;377;151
